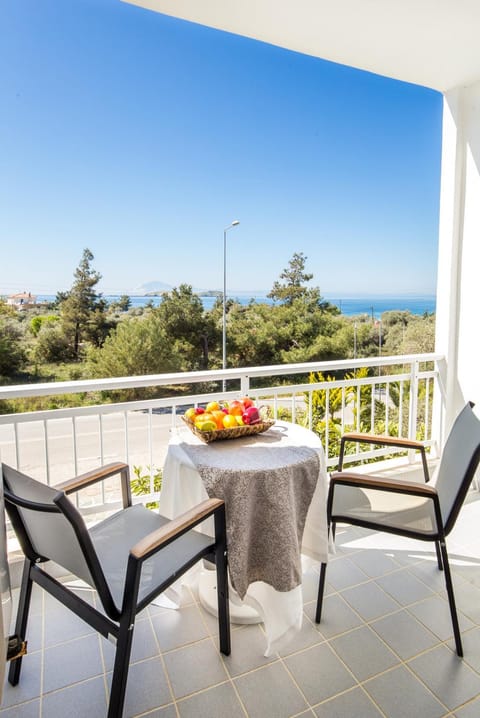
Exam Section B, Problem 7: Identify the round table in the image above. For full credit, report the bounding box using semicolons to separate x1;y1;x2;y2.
159;420;329;656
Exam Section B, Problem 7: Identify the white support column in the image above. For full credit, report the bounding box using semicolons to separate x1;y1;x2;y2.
434;83;480;444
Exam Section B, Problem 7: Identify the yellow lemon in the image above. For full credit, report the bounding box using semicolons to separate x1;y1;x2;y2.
222;414;237;429
235;416;245;426
184;407;196;421
206;401;220;413
196;420;217;432
194;412;214;427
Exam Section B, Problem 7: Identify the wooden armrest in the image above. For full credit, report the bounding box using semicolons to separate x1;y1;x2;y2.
131;498;224;560
55;462;132;507
339;432;430;482
341;433;425;450
330;471;437;496
55;462;130;494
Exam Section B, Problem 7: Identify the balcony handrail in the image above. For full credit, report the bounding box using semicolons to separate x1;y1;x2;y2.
0;367;437;426
0;353;442;400
0;352;444;497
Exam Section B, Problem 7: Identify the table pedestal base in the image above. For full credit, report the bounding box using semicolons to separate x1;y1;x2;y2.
198;569;262;625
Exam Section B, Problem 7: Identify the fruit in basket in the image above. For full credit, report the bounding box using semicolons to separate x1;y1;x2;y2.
195;419;217;432
212;410;227;429
185;398;265;433
194;412;217;432
184;406;206;422
242;406;260;425
240;396;254;409
222;414;238;429
206;401;220;413
194;412;214;425
227;400;244;416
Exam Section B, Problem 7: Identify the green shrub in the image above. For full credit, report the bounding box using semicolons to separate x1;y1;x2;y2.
130;465;163;509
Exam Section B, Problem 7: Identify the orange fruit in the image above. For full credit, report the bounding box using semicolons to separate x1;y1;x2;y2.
212;410;227;429
228;400;244;416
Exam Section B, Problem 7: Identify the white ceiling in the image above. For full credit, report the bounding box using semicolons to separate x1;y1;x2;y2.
124;0;480;92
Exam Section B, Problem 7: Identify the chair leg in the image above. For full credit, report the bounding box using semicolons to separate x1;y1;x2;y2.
435;541;443;571
215;548;231;656
8;558;33;686
107;617;135;718
439;540;463;657
316;520;334;623
315;562;327;623
214;504;231;655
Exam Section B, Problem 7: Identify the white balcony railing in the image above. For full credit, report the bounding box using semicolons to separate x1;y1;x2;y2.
0;354;445;510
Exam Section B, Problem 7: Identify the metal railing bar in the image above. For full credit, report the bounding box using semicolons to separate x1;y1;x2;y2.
0;353;444;401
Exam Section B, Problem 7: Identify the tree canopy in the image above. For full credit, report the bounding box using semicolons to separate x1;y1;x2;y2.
0;250;436;395
0;318;26;377
59;248;109;359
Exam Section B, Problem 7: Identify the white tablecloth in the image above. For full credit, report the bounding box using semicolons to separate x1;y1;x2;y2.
159;421;329;656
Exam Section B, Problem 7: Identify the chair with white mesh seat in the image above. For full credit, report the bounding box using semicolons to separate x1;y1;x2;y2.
315;401;480;657
2;462;230;717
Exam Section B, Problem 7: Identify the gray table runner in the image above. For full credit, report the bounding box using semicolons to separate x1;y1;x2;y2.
179;427;320;599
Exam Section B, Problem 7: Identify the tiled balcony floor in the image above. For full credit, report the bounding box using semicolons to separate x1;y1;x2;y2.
3;491;480;718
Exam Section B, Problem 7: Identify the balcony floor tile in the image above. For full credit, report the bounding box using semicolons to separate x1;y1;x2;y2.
3;495;480;717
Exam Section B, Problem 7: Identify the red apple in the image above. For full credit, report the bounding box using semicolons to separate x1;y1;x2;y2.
240;396;254;409
242;406;260;425
195;407;205;415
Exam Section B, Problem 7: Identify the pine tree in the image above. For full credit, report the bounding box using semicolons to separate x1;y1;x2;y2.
59;248;108;359
268;252;314;305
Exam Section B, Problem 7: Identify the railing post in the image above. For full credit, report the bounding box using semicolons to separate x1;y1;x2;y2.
43;419;50;486
407;359;419;463
72;416;78;476
240;374;250;396
431;356;447;458
13;422;20;470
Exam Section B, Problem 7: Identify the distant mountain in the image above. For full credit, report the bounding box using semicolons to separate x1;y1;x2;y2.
134;281;270;297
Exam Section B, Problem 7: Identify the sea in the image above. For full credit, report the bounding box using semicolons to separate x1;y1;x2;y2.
37;293;436;318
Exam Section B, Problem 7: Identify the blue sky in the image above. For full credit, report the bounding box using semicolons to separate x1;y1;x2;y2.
1;0;443;297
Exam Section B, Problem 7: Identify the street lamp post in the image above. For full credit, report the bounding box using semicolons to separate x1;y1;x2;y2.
222;220;240;391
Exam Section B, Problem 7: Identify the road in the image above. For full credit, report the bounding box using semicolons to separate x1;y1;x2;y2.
0;396;311;484
0;410;174;484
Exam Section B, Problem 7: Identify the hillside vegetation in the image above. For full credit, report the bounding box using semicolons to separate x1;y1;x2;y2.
0;249;435;412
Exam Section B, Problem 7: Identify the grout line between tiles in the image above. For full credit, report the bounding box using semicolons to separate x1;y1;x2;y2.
5;522;480;718
145;605;179;715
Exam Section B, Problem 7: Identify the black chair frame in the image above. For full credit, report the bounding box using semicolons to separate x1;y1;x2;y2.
316;403;480;658
3;462;230;717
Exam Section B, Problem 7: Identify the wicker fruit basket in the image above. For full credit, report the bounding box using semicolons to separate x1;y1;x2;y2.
181;416;275;444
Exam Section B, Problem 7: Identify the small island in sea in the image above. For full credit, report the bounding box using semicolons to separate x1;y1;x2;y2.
143;289;222;298
196;290;222;297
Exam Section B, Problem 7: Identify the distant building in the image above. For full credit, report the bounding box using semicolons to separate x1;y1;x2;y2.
7;291;37;310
